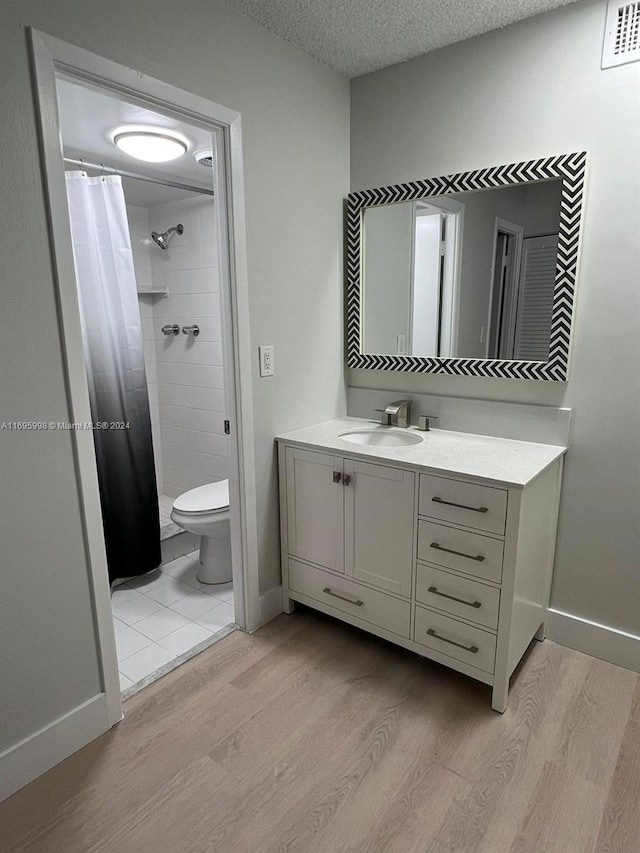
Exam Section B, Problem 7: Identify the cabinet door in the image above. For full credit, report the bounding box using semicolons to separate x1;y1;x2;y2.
344;459;415;597
285;447;344;573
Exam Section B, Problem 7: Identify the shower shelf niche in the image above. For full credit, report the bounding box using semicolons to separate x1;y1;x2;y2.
137;288;168;299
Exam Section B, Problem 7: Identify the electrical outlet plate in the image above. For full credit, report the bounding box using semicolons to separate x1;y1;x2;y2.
259;345;275;377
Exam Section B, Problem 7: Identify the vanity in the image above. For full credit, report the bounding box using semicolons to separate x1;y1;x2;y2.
277;418;566;712
276;151;583;711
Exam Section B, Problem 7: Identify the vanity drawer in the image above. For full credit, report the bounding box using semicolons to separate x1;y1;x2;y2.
417;520;504;584
415;563;500;630
419;474;507;535
288;559;411;639
414;606;496;674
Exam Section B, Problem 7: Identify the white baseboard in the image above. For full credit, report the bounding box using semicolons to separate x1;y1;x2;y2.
260;584;284;626
548;608;640;673
0;694;112;802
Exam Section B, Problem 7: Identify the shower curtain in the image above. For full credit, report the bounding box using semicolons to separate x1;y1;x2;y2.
65;171;161;583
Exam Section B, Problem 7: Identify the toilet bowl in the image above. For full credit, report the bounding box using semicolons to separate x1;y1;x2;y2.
170;480;231;584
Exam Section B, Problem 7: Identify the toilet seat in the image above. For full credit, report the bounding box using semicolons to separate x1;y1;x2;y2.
172;480;229;515
170;480;232;584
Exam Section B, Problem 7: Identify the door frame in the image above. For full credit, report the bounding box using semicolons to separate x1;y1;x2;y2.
486;217;524;359
415;197;464;358
29;29;261;727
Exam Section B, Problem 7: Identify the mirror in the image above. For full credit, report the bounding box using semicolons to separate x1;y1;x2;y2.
347;152;586;380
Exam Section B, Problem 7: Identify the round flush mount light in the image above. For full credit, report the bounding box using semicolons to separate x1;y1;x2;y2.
113;129;188;163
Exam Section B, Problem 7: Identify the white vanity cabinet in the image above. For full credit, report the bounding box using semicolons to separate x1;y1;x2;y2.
277;419;565;713
284;446;415;598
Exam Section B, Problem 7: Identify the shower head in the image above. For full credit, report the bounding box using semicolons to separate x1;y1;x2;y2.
151;223;184;250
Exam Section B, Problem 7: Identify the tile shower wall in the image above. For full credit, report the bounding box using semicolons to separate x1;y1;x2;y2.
127;203;163;493
127;204;153;291
148;195;228;499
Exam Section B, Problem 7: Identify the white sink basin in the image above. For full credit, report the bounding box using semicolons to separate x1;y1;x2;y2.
338;427;424;447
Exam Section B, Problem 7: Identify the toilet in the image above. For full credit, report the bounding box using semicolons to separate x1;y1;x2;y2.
170;480;232;584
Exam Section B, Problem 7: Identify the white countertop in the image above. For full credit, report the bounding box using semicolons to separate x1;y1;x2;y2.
275;417;566;488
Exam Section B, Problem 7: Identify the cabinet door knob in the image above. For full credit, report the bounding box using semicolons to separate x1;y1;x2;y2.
332;470;341;484
343;474;351;487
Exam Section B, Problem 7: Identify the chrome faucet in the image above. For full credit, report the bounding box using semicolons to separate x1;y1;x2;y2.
376;399;411;428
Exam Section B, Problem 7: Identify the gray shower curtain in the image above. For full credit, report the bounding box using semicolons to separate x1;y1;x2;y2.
65;171;161;583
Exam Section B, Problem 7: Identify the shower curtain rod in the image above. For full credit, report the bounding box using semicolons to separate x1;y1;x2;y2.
63;157;214;197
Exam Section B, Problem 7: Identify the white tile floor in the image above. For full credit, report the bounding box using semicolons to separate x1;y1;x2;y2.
111;550;235;692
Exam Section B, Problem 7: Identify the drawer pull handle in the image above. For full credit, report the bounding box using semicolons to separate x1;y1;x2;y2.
426;628;479;654
430;542;485;562
428;585;482;608
323;587;363;606
432;496;488;513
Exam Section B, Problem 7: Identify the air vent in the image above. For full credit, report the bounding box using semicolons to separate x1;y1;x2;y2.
194;148;214;168
602;1;640;68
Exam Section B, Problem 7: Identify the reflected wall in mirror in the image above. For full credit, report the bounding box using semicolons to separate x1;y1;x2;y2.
348;152;586;380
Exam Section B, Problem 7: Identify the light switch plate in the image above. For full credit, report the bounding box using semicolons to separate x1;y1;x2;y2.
259;345;275;377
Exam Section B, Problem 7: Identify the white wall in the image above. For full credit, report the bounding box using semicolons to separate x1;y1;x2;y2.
523;180;563;236
451;184;528;356
362;202;413;353
127;204;153;291
149;195;229;498
350;0;640;638
0;0;348;783
446;181;561;356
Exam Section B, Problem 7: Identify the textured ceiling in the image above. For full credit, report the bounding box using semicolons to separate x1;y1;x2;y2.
225;0;581;77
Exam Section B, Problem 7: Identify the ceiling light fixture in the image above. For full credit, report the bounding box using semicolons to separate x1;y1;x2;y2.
113;129;188;163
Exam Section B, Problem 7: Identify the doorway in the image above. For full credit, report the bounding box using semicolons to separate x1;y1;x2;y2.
487;217;524;359
58;77;243;693
413;197;463;358
30;30;259;726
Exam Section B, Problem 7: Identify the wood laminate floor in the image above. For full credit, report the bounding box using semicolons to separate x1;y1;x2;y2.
1;608;639;853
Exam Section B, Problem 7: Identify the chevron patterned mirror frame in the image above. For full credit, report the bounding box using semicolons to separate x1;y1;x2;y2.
346;151;587;380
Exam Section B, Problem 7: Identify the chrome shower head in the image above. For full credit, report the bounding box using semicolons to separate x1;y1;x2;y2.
151;223;184;250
